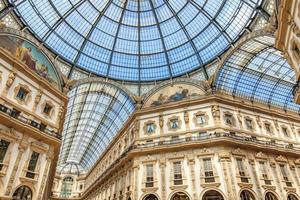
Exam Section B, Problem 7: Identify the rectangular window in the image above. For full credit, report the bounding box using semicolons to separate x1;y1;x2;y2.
145;164;154;187
236;158;248;183
26;151;39;179
279;165;292;187
282;127;289;137
0;140;10;171
146;123;155;134
16;88;28;101
225;114;233;125
173;161;183;185
43;104;52;115
265;123;271;133
170;119;179;129
259;161;271;185
280;164;292;187
245;118;253;130
196;114;206;125
203;158;215;183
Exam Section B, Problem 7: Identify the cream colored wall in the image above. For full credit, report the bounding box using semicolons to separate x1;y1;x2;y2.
82;97;300;200
0;57;64;130
0;124;52;199
0;50;65;199
85;147;300;200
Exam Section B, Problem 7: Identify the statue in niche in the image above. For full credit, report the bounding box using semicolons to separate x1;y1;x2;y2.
211;105;220;121
6;71;17;89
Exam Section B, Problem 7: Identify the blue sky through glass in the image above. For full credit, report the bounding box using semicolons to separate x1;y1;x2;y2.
10;0;261;81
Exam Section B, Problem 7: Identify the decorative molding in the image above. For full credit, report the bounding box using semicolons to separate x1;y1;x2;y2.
262;185;276;191
167;116;182;131
2;70;17;96
211;105;220;124
184;111;189;124
193;111;209;127
275;155;287;163
32;90;42;112
40;99;55;119
30;141;48;153
143;120;156;135
237;183;253;189
200;182;221;188
13;83;32;105
232;148;245;156
244;116;256;131
255;152;267;160
223;111;236;127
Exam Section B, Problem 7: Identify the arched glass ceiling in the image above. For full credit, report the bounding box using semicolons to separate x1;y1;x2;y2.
57;81;136;172
9;0;261;81
216;35;300;113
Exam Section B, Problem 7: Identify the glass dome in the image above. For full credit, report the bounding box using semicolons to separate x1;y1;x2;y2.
10;0;261;81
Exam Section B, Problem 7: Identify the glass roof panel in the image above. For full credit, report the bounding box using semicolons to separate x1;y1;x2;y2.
10;0;261;81
57;81;136;172
216;36;300;113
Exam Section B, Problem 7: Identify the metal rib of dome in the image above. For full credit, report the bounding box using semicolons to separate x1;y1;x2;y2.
9;0;261;81
216;35;300;113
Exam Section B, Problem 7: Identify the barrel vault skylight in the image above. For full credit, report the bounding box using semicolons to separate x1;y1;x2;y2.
57;81;136;172
9;0;262;81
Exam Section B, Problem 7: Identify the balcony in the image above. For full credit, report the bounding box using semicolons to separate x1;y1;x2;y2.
0;104;61;139
136;132;300;153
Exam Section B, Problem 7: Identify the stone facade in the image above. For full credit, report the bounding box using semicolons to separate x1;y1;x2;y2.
0;47;67;199
52;85;300;200
276;0;300;104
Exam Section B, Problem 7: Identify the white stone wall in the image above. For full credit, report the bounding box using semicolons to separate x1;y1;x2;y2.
83;99;300;200
0;124;52;199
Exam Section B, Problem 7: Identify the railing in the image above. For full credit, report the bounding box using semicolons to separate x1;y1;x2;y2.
135;132;300;151
0;104;61;139
85;131;300;194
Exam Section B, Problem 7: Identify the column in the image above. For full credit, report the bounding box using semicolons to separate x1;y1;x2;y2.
219;153;237;200
188;159;196;200
5;145;26;196
159;161;166;200
37;156;51;199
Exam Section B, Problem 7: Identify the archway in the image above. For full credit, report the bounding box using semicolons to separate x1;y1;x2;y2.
12;186;32;200
288;194;299;200
143;194;159;200
265;192;278;200
202;190;224;200
240;190;255;200
171;192;190;200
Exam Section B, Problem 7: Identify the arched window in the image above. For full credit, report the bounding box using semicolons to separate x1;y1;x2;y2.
60;177;74;198
288;194;299;200
240;190;255;200
143;194;158;200
171;192;190;200
265;192;278;200
202;190;224;200
12;186;32;200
